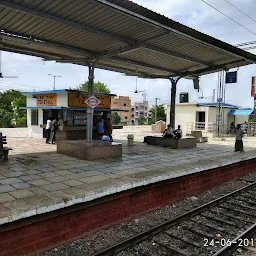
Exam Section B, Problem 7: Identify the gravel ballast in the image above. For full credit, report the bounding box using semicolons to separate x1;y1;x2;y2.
41;173;256;256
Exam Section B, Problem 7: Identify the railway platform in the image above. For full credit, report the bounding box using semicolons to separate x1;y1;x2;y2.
1;127;256;255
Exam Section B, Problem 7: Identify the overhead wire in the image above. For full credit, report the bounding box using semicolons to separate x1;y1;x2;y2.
223;0;256;24
200;0;256;36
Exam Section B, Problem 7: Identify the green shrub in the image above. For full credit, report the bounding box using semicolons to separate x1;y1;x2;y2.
15;116;27;127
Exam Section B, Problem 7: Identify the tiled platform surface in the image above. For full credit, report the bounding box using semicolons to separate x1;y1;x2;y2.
1;127;256;226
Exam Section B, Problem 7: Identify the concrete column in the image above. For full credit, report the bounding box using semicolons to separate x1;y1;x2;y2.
86;66;95;144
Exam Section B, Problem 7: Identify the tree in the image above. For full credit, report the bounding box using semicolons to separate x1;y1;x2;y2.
112;112;121;125
137;115;147;125
73;80;111;94
149;104;166;123
0;90;26;127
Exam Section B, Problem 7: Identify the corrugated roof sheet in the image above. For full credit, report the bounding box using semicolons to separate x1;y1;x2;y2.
228;109;253;116
1;0;256;78
197;103;239;108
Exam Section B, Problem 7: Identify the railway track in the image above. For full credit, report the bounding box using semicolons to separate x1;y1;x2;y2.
92;182;256;256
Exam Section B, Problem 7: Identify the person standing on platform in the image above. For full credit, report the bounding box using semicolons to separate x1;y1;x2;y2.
97;119;104;139
234;124;244;152
51;117;59;144
45;117;53;144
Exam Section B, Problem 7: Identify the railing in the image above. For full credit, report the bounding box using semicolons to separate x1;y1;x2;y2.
188;122;256;137
187;122;214;134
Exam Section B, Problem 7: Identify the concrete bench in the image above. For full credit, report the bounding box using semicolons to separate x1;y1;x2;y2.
57;140;122;160
191;131;208;143
144;136;196;149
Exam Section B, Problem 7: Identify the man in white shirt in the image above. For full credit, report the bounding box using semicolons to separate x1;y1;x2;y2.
45;117;53;144
163;124;174;138
174;125;183;139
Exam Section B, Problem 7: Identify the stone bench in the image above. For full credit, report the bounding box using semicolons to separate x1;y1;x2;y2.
144;136;196;149
191;131;208;143
57;140;122;160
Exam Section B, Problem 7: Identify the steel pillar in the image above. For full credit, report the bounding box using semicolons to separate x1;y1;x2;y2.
86;66;95;144
216;71;225;138
169;77;181;129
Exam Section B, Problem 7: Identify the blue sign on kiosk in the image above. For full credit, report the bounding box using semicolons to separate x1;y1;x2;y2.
225;71;237;83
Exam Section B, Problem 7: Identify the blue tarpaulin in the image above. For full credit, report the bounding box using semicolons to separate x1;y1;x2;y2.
228;109;253;116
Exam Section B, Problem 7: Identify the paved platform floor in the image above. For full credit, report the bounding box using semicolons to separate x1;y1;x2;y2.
1;127;256;225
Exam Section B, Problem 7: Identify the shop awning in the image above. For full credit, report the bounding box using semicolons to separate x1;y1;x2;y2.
20;106;62;110
228;109;253;116
20;106;128;112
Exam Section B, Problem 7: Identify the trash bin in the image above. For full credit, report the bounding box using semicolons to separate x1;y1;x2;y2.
127;134;134;146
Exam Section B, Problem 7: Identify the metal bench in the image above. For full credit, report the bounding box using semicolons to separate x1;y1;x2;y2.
0;132;13;160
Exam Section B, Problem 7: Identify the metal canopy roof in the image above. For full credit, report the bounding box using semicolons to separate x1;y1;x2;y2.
1;0;256;79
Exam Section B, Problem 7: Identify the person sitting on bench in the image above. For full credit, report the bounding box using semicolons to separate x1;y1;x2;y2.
174;125;183;139
163;124;174;138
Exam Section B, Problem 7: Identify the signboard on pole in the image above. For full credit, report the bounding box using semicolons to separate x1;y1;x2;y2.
225;71;237;83
217;98;222;103
84;95;100;109
251;77;256;97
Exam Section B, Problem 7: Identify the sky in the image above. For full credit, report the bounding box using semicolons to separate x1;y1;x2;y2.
1;0;256;107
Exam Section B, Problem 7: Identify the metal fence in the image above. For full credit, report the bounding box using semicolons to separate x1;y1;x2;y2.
187;121;256;138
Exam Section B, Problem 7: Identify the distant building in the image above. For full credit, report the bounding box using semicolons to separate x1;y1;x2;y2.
166;102;252;135
111;96;131;123
131;101;149;123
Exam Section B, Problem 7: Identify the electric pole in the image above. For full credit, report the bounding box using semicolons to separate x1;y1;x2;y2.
155;97;160;123
48;74;61;90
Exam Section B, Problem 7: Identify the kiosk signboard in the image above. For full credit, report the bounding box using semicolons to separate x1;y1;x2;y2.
36;94;57;106
68;93;111;109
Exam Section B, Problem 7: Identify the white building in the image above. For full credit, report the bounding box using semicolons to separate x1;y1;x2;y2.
166;103;252;135
131;101;149;123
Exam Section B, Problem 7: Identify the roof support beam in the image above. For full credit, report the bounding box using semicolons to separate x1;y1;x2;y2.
0;32;94;58
94;41;210;66
91;32;209;66
142;45;209;66
44;55;176;75
96;64;150;77
110;56;176;75
175;60;246;78
0;43;70;60
92;32;168;59
0;1;134;45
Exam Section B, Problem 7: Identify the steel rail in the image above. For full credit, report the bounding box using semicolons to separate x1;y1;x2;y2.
92;182;256;256
213;223;256;256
